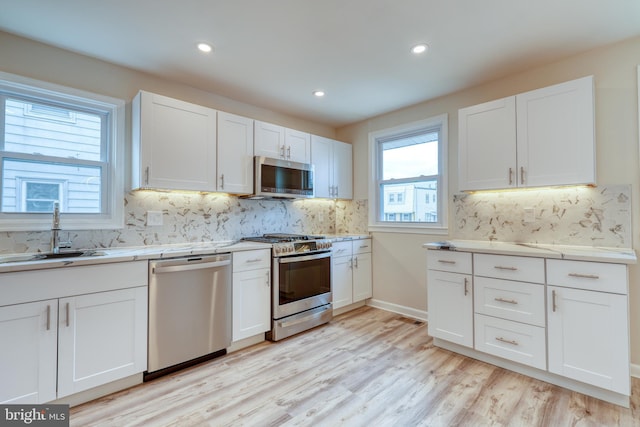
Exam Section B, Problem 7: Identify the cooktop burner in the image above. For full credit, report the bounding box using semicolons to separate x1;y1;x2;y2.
242;233;331;256
243;233;324;243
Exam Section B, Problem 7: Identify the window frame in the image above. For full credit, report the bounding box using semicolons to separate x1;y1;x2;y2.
0;71;125;231
368;114;448;234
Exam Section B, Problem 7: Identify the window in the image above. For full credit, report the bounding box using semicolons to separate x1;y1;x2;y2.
0;72;124;231
368;114;448;233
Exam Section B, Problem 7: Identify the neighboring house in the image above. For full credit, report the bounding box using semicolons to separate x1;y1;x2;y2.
2;98;103;213
382;182;437;222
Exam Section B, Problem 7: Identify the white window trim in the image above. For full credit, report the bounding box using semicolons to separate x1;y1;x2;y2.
367;114;448;235
0;71;124;231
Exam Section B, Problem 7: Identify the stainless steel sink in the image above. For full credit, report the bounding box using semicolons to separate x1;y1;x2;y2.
0;250;105;264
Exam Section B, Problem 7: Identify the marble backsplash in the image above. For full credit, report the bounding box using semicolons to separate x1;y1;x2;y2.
0;191;368;254
453;184;632;248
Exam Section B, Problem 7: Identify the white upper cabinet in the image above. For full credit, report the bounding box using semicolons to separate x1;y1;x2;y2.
217;111;254;194
132;91;217;191
458;76;595;191
459;97;517;190
311;135;353;199
255;120;311;163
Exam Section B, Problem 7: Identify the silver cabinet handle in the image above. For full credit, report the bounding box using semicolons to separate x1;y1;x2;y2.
265;271;270;286
349;259;353;269
568;273;600;279
354;256;359;268
220;174;224;189
246;258;263;263
66;302;70;327
508;167;513;185
494;297;518;305
552;290;557;312
496;337;519;346
145;166;150;185
287;146;291;159
438;260;456;264
520;166;525;184
494;266;518;271
464;277;469;296
279;145;285;158
359;244;369;249
46;305;51;331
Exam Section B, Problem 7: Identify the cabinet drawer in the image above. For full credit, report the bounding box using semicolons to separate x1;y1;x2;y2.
474;314;546;370
546;259;627;294
332;241;353;258
233;249;271;272
474;254;544;283
474;277;545;327
427;250;472;274
353;238;372;255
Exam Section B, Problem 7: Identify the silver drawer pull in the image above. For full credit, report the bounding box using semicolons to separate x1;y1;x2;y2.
464;277;469;296
438;260;456;264
568;273;600;279
494;297;518;305
246;258;263;263
495;337;519;346
494;266;518;271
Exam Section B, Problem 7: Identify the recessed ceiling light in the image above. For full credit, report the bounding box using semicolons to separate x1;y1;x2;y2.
411;43;428;54
197;42;213;53
313;90;325;97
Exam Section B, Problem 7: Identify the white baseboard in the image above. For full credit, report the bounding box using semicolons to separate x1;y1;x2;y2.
367;299;427;322
631;363;640;379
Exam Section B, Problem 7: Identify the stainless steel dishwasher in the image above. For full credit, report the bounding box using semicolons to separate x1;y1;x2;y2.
145;253;231;380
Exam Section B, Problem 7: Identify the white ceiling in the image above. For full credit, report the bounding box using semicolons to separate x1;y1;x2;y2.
1;0;639;127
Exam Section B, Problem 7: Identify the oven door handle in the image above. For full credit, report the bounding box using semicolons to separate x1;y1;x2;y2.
277;251;332;264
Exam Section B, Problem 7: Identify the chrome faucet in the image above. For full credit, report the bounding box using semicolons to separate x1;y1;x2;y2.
51;201;72;253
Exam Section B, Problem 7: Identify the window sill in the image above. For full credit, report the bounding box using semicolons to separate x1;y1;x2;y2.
368;224;449;235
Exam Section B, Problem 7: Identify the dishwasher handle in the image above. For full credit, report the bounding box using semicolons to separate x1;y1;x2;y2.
152;259;231;274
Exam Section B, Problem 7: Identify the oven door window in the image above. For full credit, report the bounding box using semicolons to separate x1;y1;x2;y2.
278;254;331;305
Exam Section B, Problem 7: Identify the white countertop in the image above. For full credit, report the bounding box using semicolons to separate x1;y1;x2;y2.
423;239;637;264
0;241;272;273
0;234;371;273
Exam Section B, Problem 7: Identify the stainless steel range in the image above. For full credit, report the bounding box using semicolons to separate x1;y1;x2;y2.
243;233;333;341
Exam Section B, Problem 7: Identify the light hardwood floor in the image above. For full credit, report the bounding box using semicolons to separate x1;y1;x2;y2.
70;306;640;426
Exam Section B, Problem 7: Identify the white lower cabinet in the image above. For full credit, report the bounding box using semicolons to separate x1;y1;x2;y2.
232;249;271;342
57;287;148;398
427;250;473;348
332;239;372;310
0;300;58;404
427;248;632;405
547;259;630;395
0;262;148;404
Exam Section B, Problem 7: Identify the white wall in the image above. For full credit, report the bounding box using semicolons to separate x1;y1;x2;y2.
338;36;640;366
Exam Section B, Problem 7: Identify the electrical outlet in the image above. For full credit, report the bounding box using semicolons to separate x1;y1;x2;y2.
146;211;163;226
524;207;536;223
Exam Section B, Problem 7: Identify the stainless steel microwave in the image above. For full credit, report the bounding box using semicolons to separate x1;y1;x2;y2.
251;156;314;199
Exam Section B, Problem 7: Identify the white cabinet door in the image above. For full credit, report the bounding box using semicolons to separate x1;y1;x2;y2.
516;76;595;188
458;97;516;191
427;270;473;348
333;140;353;199
232;268;271;341
0;300;57;404
547;286;629;394
311;135;333;198
255;121;286;159
132;91;217;191
217;111;254;194
352;252;372;302
311;135;353;199
57;287;148;398
332;255;353;309
285;128;311;163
